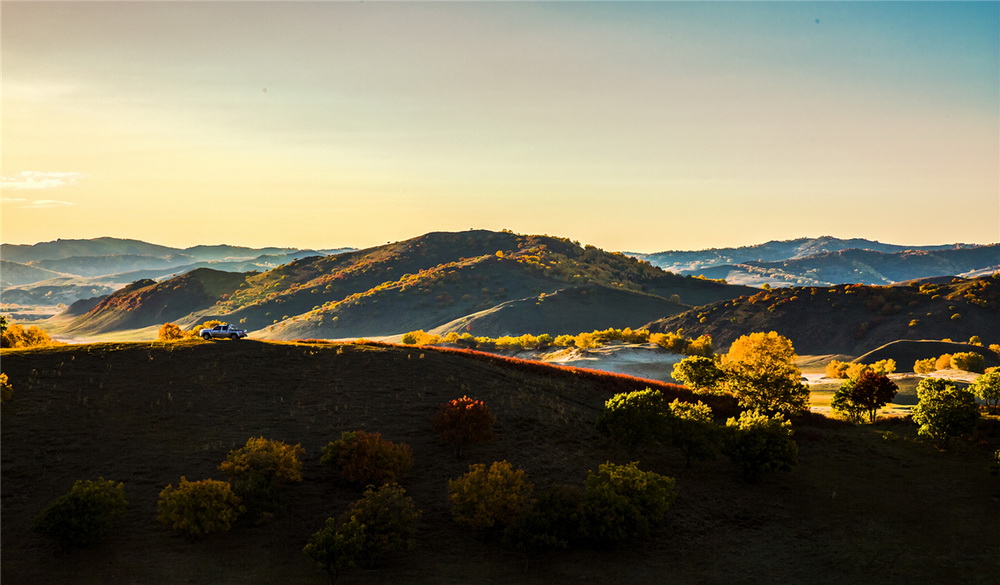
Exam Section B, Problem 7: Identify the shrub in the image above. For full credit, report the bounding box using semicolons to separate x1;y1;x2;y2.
671;356;725;392
950;352;986;374
825;360;851;379
32;478;127;549
574;332;598;349
320;430;413;485
992;449;1000;476
501;484;584;556
343;483;421;568
303;516;366;583
579;462;677;545
157;322;186;341
448;460;533;531
664;399;718;467
156;477;243;538
911;378;980;448
596;388;668;453
432;396;495;457
914;358;936;374
935;354;953;371
722;410;798;482
401;330;441;345
971;371;1000;413
219;437;304;522
833;359;897;379
0;372;12;403
831;371;899;423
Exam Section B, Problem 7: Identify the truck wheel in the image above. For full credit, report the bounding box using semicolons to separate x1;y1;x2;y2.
230;334;240;341
202;333;212;340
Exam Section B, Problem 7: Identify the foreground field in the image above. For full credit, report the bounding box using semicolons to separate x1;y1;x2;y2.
2;341;998;584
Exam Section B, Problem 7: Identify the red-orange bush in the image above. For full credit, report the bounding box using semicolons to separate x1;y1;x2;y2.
432;396;495;457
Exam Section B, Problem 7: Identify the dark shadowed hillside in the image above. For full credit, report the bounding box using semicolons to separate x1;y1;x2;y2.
429;285;688;338
1;341;996;585
645;275;1000;355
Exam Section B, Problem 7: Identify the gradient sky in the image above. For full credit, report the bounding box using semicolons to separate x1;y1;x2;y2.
2;1;998;253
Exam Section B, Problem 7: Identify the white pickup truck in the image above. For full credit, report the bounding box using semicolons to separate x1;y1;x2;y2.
200;324;248;341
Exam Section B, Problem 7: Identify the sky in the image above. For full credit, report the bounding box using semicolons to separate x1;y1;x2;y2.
2;0;998;253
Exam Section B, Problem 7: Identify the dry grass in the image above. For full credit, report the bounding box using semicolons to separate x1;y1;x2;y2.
2;341;998;584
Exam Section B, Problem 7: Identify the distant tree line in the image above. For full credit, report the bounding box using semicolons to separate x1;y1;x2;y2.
401;327;714;356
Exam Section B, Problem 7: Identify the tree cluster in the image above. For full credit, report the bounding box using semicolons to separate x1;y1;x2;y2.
1;318;61;349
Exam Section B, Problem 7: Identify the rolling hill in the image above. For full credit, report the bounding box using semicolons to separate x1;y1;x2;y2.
1;340;996;584
51;230;757;340
644;275;1000;356
0;260;68;287
52;268;251;335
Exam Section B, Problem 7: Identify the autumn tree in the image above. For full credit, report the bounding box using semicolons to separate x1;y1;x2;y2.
344;483;421;568
1;320;60;348
671;356;725;393
831;371;899;423
501;484;585;558
950;352;986;374
722;410;798;482
0;372;12;403
303;516;365;584
719;332;809;415
219;437;304;522
579;462;677;545
158;322;186;341
448;460;533;532
32;478;128;550
156;477;243;538
432;396;495;457
664;399;718;467
971;371;1000;413
596;388;668;454
911;378;980;448
320;430;413;485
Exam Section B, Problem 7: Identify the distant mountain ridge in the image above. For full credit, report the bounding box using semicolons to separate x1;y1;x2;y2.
1;237;355;307
686;245;1000;287
629;236;992;284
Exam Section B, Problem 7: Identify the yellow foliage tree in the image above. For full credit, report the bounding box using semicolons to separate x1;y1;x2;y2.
720;332;809;415
158;323;186;341
1;321;61;348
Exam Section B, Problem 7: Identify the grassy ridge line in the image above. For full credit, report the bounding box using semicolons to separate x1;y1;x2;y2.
295;338;740;417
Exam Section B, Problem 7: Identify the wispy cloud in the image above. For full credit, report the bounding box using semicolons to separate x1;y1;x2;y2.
1;171;84;191
1;196;77;209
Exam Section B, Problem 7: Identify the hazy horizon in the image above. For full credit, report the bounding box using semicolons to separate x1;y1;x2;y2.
3;1;998;252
